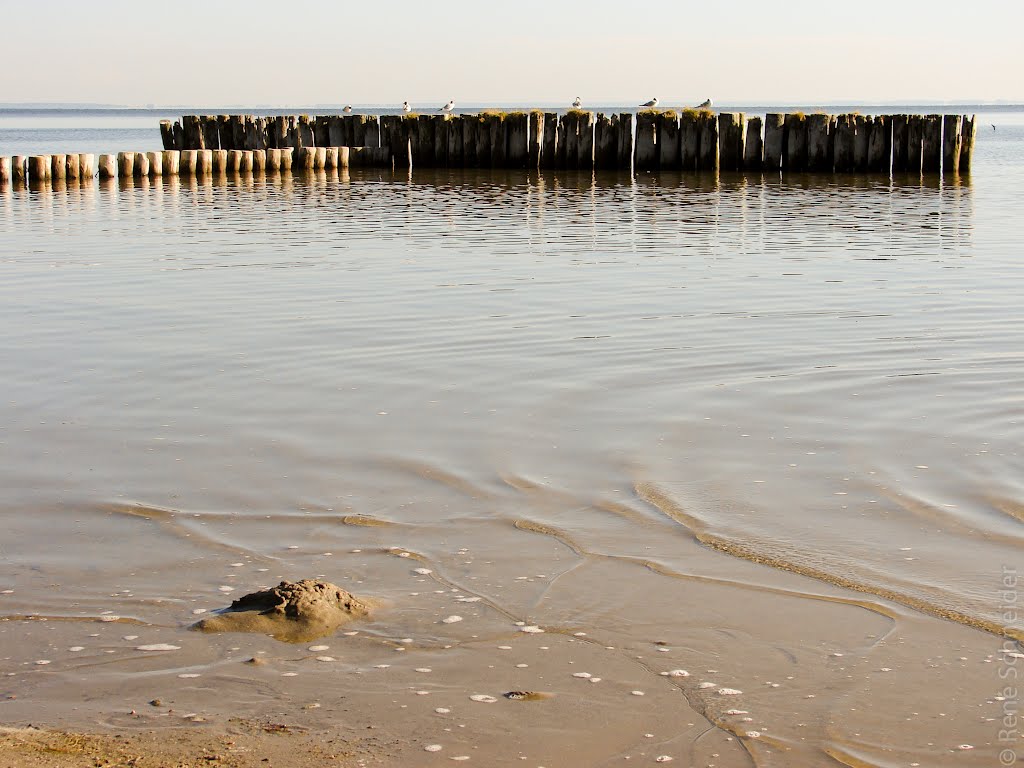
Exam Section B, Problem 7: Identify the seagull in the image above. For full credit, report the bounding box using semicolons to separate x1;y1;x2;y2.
572;96;582;109
343;105;353;113
694;98;712;110
440;100;455;113
640;97;659;108
402;101;411;113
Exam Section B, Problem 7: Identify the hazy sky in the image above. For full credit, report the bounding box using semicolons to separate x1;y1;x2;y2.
3;0;1020;106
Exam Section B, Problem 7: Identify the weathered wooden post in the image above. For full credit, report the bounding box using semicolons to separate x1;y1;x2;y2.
314;116;330;147
805;113;831;172
416;115;436;167
50;155;67;181
146;151;162;176
942;114;963;175
314;147;327;170
324;147;339;169
634;110;658;172
77;153;94;178
245;116;264;150
761;114;783;172
907;115;924;173
336;146;350;168
198;150;214;175
657;111;681;170
559;112;577;169
279;147;293;171
434;114;451;167
852;115;870;172
226;115;243;151
616;112;632;171
529;111;544;167
179;150;199;175
477;115;495;168
63;153;80;180
363;116;381;148
507;112;529;169
183;115;204;149
679;110;700;171
117;151;134;178
11;156;27;185
162;150;180;176
890;114;909;172
697;111;719;172
240;150;255;173
202;116;219;150
98;154;116;179
488;114;505;168
297;116;314;150
253;149;266;172
577;111;594;170
327;115;343;147
171;121;185;152
867;115;891;173
217;115;234;151
460;115;477;167
0;157;11;186
382;115;410;168
831;114;854;172
541;112;557;169
447;115;465;167
160;120;176;150
783;114;807;172
959;115;977;173
743;117;763;171
266;148;281;172
227;149;243;172
211;149;227;174
717;112;745;172
921;114;942;173
593;113;615;169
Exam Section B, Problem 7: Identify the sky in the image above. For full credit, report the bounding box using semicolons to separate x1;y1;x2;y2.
1;0;1021;107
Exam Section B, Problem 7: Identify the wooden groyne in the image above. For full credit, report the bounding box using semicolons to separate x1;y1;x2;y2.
163;110;977;175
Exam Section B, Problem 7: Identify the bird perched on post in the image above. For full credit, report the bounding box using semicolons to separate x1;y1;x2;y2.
402;101;411;113
440;100;455;114
572;96;582;109
640;97;659;109
343;105;353;113
694;98;712;110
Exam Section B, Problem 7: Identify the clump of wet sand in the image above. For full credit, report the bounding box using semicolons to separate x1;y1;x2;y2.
192;580;367;643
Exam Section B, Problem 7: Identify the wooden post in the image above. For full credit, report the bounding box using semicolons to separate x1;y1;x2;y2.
279;147;293;171
217;115;234;151
117;151;134;178
697;111;719;172
434;115;450;167
679;110;700;171
253;149;266;172
489;114;506;168
783;114;807;172
328;116;343;147
363;116;381;148
852;115;870;172
267;148;282;172
541;112;557;170
29;156;52;182
160;120;176;150
448;115;465;167
461;115;478;167
942;114;963;174
890;115;909;172
617;113;634;171
337;146;350;168
228;149;243;172
211;149;227;174
98;154;116;179
805;113;831;172
743;116;763;171
239;150;254;173
146;151;162;176
561;112;579;169
634;111;657;172
529;111;544;167
197;150;214;175
831;114;854;172
79;154;94;178
921;114;941;173
657;111;681;170
339;115;354;146
226;115;243;151
50;155;67;181
162;150;180;176
314;116;330;147
867;116;891;173
507;113;529;169
63;153;80;180
297;116;314;150
0;157;10;186
179;150;199;175
244;116;261;150
416;115;436;167
171;121;185;151
202;116;219;150
476;115;492;167
324;147;339;169
959;115;977;173
593;113;616;169
717;112;744;172
577;111;594;169
907;115;924;174
315;147;327;170
182;115;204;149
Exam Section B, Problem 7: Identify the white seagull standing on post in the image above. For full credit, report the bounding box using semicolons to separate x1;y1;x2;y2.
402;101;411;112
640;97;659;108
694;98;712;110
440;100;455;113
343;104;353;113
572;96;582;109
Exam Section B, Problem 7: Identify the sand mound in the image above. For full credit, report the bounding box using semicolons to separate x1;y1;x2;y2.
192;580;367;643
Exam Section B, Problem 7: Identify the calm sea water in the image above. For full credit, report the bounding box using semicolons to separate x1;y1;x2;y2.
1;107;1022;766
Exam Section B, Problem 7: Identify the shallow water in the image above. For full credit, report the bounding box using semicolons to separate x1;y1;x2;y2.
1;110;1022;767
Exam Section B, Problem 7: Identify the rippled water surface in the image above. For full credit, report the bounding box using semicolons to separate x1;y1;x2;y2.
1;111;1022;767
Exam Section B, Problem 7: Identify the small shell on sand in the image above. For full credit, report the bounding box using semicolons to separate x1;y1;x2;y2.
745;731;761;738
218;586;235;592
442;615;463;624
451;757;470;762
68;647;85;652
192;609;207;615
136;644;182;652
415;668;432;673
178;673;201;678
504;691;553;701
718;688;742;696
656;758;674;763
456;596;481;603
957;745;974;750
424;744;443;752
469;694;497;703
519;625;544;634
413;568;433;575
435;707;451;714
375;664;391;669
309;645;330;652
631;690;645;696
99;616;120;622
724;709;749;715
572;672;592;679
316;656;335;662
698;682;717;689
665;669;689;677
34;660;51;665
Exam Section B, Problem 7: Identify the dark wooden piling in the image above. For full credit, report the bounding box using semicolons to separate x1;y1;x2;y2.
577;111;594;170
541;112;557;170
617;112;633;171
718;112;745;172
529;111;544;167
160;120;176;150
634;111;658;172
171;121;185;152
0;157;11;186
506;113;528;169
867;116;891;173
783;114;807;172
697;111;719;171
314;116;330;147
594;113;617;169
657;111;681;170
942;114;963;174
328;116;343;147
562;112;580;169
50;154;67;181
296;147;314;171
832;114;855;173
475;115;492;167
381;115;409;168
416;115;436;167
11;156;28;184
202;116;219;150
806;113;831;172
491;114;508;168
921;114;942;173
680;110;700;171
364;116;381;148
433;115;450;167
462;116;478;167
852;115;870;172
890;115;909;172
907;115;924;174
743;116;763;171
228;115;245;151
448;115;465;167
247;116;266;151
216;115;233;151
297;116;314;150
959;115;977;173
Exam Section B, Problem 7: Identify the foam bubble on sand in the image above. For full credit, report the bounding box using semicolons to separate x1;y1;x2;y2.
416;668;433;673
456;596;481;603
192;609;207;615
375;664;391;669
435;707;451;714
698;682;717;689
725;709;749;715
99;616;120;622
746;731;761;738
218;586;235;593
469;694;497;703
123;635;139;641
178;673;201;678
589;678;602;683
414;568;433;575
572;672;592;678
316;656;335;662
718;688;742;696
666;670;689;678
416;691;431;695
573;632;587;637
309;645;330;652
424;744;443;752
451;757;470;762
520;625;544;634
136;644;181;651
516;664;529;668
497;645;512;650
281;672;298;677
442;615;463;624
68;647;85;652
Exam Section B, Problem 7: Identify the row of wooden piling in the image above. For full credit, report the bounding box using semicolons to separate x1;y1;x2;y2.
0;146;391;185
169;111;977;174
